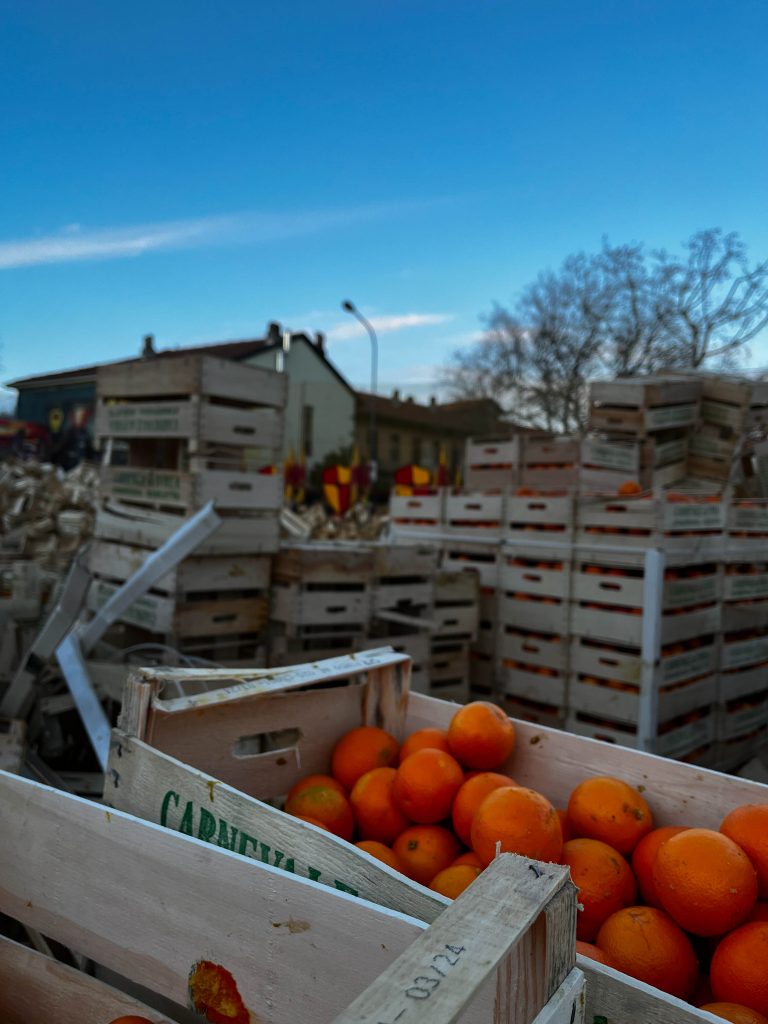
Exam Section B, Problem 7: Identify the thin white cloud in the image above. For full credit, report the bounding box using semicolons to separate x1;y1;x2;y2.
328;312;453;342
0;197;441;271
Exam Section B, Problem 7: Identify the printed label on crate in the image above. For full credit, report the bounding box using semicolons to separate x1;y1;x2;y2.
102;402;190;436
731;506;768;532
664;503;724;531
91;579;166;631
644;403;698;430
688;433;735;460
720;701;768;739
725;574;768;601
158;788;361;895
581;440;638;472
653;437;688;467
105;468;187;504
662;645;717;685
665;576;719;608
722;635;768;671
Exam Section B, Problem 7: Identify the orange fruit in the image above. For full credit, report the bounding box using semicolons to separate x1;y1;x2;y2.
287;773;347;801
653;829;757;936
721;805;768;898
618;480;642;495
562;838;637;941
447;701;516;770
393;825;461;886
452;850;483;868
284;784;354;841
355;840;405;872
711;923;768;1016
747;902;768;923
575;940;618;968
557;809;573;843
331;726;399;791
567;776;653;854
393;748;464;824
430;864;481;899
699;1004;768;1024
631;826;688;907
471;786;562;867
451;772;517;846
399;727;451;763
596;906;698;999
350;766;410;844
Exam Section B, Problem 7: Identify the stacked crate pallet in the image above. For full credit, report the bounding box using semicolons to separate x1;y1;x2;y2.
567;492;724;762
689;375;768;485
717;501;768;769
585;376;700;491
270;543;373;665
361;542;439;694
497;491;575;729
430;571;479;702
91;353;286;664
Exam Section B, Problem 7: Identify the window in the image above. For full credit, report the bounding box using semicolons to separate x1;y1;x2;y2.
389;432;401;466
302;404;314;457
412;436;422;465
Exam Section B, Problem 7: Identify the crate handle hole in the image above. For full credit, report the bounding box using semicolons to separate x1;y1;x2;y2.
233;426;256;436
212;613;238;623
522;642;540;653
228;482;253;492
598;582;622;591
233;727;302;758
522;573;543;583
598;656;620;667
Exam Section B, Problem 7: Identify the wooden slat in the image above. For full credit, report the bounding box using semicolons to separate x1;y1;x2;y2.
106;730;445;922
333;855;576;1024
0;771;434;1024
0;936;179;1023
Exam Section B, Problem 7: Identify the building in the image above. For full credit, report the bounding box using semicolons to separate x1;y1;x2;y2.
7;324;356;473
354;390;512;487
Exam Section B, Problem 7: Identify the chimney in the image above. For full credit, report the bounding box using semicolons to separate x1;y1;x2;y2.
392;389;400;402
267;321;282;346
315;331;326;353
430;395;437;407
141;334;155;359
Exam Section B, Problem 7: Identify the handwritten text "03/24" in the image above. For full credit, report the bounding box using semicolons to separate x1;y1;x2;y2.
377;945;466;1024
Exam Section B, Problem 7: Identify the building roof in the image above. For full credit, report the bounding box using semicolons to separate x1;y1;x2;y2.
6;326;355;396
355;391;517;435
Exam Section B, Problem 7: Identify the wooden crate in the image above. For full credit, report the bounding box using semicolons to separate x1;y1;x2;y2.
722;562;768;632
390;490;445;537
497;661;567;706
499;591;570;634
445;492;504;540
428;640;471;702
588;377;701;435
107;649;768;1024
96;499;281;554
464;437;520;491
272;580;371;634
499;693;565;730
372;542;437;615
500;547;571;602
716;689;768;741
566;705;716;761
359;631;431;693
520;437;580;489
0;561;42;619
101;463;283;512
274;542;374;583
505;493;574;542
687;425;740;481
719;628;768;701
0;768;580;1024
499;626;569;673
442;541;501;589
726;501;768;559
88;539;272;596
715;726;768;773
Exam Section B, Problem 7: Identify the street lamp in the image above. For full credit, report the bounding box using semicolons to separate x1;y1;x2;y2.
341;299;378;481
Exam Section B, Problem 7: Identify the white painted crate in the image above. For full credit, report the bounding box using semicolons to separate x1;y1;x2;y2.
442;542;500;589
566;705;715;761
444;492;504;540
497;662;567;706
498;627;569;672
588;376;701;435
505;492;574;542
464;437;520;490
500;548;571;601
499;592;570;634
101;464;284;512
719;629;768;701
520;437;580;489
568;674;718;731
0;561;42;620
716;690;768;741
389;490;444;537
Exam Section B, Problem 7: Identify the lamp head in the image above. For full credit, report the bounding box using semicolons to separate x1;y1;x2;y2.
341;300;356;313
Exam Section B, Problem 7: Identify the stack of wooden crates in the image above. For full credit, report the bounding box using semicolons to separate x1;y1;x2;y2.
89;353;286;665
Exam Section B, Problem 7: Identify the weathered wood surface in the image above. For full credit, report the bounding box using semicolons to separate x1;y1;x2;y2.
0;935;180;1023
107;730;446;922
332;855;577;1024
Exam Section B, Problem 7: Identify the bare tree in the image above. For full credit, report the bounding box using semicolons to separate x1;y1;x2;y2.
442;229;768;433
655;229;768;367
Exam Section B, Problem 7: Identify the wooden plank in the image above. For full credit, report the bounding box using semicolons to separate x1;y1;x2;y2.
0;936;180;1023
174;594;268;637
106;730;445;922
333;855;576;1024
198;403;284;450
200;354;287;407
194;467;283;510
0;771;432;1024
100;465;194;508
274;543;375;583
98;355;201;398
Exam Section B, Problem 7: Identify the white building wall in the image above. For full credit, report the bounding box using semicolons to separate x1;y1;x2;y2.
246;338;355;471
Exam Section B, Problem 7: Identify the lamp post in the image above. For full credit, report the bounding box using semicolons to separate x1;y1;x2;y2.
341;300;378;483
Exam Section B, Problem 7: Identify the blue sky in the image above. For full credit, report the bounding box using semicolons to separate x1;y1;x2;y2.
1;0;767;410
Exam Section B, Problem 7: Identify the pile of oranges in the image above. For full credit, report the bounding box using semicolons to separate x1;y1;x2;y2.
284;700;768;1024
